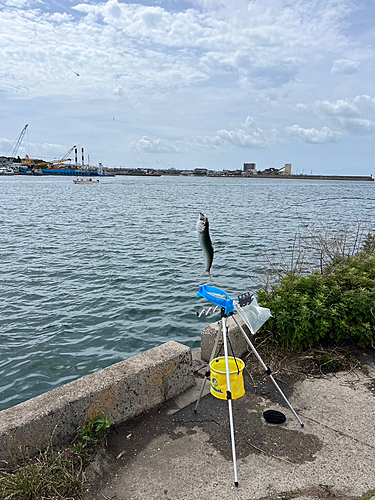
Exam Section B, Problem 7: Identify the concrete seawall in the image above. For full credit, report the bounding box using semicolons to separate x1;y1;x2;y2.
248;174;373;181
0;341;195;465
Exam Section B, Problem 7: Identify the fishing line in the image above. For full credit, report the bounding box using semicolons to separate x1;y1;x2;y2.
73;71;133;123
302;414;375;450
286;196;375;209
72;72;117;121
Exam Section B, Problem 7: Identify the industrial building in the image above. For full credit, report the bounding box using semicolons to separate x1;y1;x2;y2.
243;163;257;175
243;163;292;175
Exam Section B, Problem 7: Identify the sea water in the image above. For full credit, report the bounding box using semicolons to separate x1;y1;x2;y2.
0;175;373;410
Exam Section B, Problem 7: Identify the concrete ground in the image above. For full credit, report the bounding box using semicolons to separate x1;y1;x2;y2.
84;350;375;500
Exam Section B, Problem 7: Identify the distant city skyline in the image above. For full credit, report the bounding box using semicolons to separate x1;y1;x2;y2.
1;0;375;175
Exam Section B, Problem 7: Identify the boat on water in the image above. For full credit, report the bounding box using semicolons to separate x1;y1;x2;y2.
19;165;114;177
0;166;15;175
73;178;99;184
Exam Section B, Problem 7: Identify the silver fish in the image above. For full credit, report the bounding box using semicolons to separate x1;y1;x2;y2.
197;212;214;278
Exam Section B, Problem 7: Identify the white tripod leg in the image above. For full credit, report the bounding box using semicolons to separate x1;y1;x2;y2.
194;320;222;413
222;316;239;487
232;315;304;427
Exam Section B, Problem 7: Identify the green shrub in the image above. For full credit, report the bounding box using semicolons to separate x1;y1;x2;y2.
74;413;112;454
257;235;375;351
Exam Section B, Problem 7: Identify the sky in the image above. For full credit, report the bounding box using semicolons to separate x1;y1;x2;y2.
1;0;375;175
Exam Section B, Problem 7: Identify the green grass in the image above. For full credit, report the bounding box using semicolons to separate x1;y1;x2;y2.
0;414;112;500
358;490;375;500
0;445;83;500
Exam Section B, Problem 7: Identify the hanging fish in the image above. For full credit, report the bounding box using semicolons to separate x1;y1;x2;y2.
196;212;214;278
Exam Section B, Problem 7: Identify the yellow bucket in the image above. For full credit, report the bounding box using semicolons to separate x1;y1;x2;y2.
210;356;245;400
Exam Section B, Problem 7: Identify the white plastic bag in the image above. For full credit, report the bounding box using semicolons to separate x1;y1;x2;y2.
236;295;272;335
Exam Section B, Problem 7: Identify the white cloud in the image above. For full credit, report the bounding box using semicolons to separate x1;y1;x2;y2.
310;95;375;115
0;2;209;100
0;137;14;155
335;117;375;135
48;12;73;23
353;94;375;112
286;125;341;144
129;136;179;154
331;59;360;74
315;95;375;118
311;95;375;136
194;116;279;150
316;99;360;117
0;135;69;159
0;0;358;100
295;103;308;111
2;0;32;6
130;116;280;153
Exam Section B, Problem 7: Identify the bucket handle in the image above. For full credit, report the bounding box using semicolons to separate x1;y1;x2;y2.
227;330;241;375
215;325;241;375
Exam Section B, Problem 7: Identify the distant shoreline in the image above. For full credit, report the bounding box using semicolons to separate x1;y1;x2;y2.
1;164;373;181
109;170;374;181
237;174;374;181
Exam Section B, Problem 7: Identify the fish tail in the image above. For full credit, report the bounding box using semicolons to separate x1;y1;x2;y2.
200;270;212;280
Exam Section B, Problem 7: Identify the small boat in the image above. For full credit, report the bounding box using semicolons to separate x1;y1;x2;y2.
0;166;15;175
73;178;99;184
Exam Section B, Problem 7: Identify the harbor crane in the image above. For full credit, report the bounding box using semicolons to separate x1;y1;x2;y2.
49;145;77;168
31;145;77;169
23;154;35;166
7;124;28;163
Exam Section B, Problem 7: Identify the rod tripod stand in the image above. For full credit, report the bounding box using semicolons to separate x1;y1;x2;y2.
194;285;304;487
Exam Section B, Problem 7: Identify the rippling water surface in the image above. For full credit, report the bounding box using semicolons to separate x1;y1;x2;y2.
0;175;373;410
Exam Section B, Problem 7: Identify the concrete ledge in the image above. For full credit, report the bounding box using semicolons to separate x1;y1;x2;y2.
0;341;195;465
201;315;251;362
